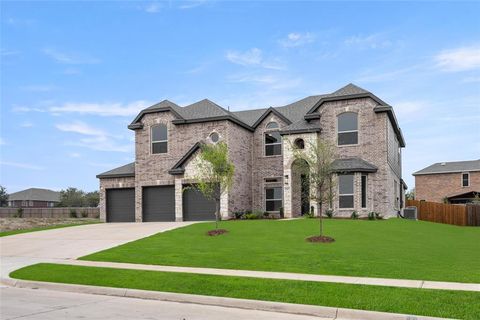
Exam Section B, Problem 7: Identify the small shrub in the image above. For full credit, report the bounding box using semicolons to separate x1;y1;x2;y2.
279;206;284;218
368;211;375;220
232;211;245;219
304;211;314;218
81;210;88;218
325;209;334;218
69;209;78;218
13;208;24;218
244;213;260;220
374;212;383;220
350;210;359;219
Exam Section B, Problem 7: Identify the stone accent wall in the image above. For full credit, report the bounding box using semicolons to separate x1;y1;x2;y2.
99;176;135;221
415;171;480;203
251;113;289;212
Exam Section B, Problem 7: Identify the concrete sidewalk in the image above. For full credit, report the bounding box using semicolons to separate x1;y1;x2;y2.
57;259;480;292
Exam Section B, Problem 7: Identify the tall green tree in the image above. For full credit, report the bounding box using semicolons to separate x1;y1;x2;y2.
0;185;8;207
85;191;100;207
406;188;415;200
193;142;234;231
58;187;86;207
291;139;336;237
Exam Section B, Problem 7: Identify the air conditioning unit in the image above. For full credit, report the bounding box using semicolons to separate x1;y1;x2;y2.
404;206;417;220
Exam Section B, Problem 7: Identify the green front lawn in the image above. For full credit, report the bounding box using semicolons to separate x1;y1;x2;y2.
10;263;480;319
0;220;101;237
81;219;480;283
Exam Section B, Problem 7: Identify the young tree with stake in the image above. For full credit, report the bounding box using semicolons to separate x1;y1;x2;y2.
193;142;234;232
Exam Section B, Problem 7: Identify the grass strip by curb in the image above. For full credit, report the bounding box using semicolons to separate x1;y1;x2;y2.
0;221;101;237
10;263;480;319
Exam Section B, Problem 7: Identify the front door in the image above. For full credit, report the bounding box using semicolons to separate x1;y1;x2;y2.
301;174;310;215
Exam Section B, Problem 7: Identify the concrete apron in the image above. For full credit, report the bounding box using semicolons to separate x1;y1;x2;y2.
1;277;448;320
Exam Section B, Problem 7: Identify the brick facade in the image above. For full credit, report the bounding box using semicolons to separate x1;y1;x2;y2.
99;91;404;221
415;171;480;203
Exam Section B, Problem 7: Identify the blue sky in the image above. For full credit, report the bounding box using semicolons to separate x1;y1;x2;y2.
1;1;479;193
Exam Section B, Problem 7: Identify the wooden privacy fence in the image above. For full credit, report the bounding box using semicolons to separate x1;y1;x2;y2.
406;200;480;226
0;207;99;218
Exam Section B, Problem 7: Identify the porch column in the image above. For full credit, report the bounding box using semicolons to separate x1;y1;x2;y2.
283;169;293;218
174;178;183;222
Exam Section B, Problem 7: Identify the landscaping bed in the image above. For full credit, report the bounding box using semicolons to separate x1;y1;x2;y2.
10;263;480;320
0;218;101;237
81;218;480;283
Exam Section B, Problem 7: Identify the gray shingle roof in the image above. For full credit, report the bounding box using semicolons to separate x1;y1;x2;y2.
96;162;135;178
330;83;370;97
413;159;480;176
8;188;60;202
332;157;378;173
180;99;232;120
280;119;321;134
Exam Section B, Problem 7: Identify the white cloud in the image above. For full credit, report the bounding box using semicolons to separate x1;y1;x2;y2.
226;48;263;66
279;32;315;48
11;105;45;113
434;45;480;72
56;121;132;153
21;85;57;92
56;121;107;137
179;0;207;9
344;33;392;49
228;73;301;90
144;2;162;13
226;48;285;70
0;161;44;170
20;121;34;128
43;48;100;64
48;101;151;117
68;152;81;158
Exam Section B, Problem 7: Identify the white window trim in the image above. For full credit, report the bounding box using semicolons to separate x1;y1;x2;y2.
264;185;283;213
461;172;470;187
264;132;282;157
151;124;168;155
338;174;355;209
337;112;359;147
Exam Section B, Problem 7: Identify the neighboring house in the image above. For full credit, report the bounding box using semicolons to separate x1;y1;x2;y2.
8;188;60;208
97;83;406;222
413;159;480;203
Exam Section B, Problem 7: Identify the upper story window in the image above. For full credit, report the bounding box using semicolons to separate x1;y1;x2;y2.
462;173;470;187
337;112;358;145
151;124;168;154
294;138;305;149
339;173;354;208
265;121;282;156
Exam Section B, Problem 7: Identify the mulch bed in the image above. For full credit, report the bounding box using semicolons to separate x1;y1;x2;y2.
306;235;335;243
206;229;228;236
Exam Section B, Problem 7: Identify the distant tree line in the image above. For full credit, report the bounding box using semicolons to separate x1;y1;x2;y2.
57;188;99;207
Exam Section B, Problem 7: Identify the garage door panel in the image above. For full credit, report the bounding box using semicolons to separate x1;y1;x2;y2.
183;185;216;221
106;188;135;222
142;186;175;222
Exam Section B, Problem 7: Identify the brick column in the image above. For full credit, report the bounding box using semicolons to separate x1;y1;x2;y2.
175;178;183;222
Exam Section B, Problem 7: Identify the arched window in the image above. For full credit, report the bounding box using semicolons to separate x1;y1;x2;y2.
151;124;168;154
337;112;358;145
265;122;281;156
209;132;219;143
294;138;305;149
266;121;279;129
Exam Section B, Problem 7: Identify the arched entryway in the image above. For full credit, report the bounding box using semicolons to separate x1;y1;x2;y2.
291;159;310;216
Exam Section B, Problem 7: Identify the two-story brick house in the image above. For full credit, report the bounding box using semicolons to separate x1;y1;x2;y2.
413;160;480;203
97;84;406;222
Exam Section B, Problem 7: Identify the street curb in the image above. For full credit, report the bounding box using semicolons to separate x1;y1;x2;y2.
1;277;448;320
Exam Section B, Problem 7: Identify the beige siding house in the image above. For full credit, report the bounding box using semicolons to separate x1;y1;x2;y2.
97;84;406;222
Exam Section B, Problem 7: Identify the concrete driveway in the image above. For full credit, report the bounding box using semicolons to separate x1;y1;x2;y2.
0;222;194;278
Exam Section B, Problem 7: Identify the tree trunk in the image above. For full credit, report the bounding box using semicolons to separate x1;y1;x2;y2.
215;199;221;230
318;200;323;236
